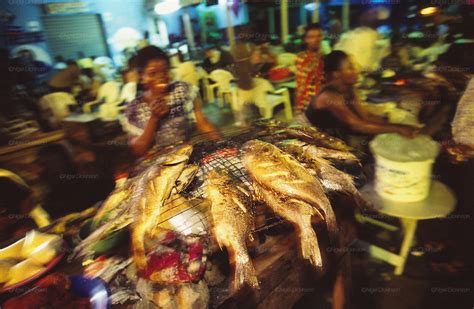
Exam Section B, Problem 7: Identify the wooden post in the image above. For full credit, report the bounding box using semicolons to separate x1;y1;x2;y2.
342;0;350;31
226;2;236;48
312;0;320;23
281;0;289;43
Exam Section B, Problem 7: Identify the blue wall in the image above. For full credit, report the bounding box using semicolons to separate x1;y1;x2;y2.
2;0;146;64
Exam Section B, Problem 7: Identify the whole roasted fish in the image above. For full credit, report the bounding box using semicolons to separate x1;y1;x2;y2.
280;141;367;209
206;170;259;293
279;139;359;163
274;125;352;152
72;163;163;259
132;145;193;270
242;140;338;268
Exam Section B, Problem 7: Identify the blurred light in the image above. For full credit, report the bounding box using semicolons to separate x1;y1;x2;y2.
304;3;319;11
394;79;406;86
420;7;439;16
155;0;181;15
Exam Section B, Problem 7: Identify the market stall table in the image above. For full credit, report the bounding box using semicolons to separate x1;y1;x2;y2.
357;180;456;275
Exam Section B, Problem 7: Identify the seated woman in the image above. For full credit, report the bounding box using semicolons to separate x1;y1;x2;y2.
305;51;417;139
122;46;219;157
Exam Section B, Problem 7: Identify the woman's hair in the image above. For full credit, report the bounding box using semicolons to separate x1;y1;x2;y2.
136;45;170;71
324;50;349;79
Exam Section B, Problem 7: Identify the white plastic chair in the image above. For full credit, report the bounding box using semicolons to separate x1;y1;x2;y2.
175;62;201;87
252;78;293;120
119;82;137;104
207;69;235;108
39;92;77;127
83;81;121;113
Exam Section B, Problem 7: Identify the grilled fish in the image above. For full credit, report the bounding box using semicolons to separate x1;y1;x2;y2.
274;125;352;152
280;142;367;209
72;163;162;259
132;145;193;270
242;140;338;268
171;164;199;195
279;139;359;163
206;170;259;293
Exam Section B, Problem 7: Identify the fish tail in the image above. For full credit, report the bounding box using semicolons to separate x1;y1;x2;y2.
131;225;147;270
233;256;259;293
296;218;323;269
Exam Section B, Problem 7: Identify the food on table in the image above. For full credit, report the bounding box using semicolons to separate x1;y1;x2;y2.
3;273;91;309
273;124;353;152
0;238;24;260
279;139;359;163
132;145;193;270
21;230;61;258
206;170;259;293
242;140;338;268
0;260;15;284
157;195;209;236
171;164;199;195
4;259;45;287
151;281;209;309
280;140;367;208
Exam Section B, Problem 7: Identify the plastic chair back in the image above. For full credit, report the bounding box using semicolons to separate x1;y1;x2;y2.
209;69;234;92
97;81;121;104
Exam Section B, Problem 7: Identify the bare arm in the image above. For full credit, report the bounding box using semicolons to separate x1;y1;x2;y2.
130;115;160;157
316;93;416;137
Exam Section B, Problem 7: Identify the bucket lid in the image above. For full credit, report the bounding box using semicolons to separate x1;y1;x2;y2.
370;134;440;162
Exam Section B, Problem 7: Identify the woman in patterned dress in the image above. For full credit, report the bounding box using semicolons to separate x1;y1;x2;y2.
122;46;219;156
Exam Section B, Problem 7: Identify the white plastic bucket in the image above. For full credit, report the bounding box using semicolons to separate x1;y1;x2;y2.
370;134;440;203
374;155;434;202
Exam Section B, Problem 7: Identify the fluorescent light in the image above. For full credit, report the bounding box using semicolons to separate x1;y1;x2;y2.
305;3;319;11
420;7;438;16
155;0;181;15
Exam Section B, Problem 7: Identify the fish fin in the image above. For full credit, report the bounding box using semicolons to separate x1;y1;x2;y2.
296;218;323;269
232;259;259;293
232;197;248;213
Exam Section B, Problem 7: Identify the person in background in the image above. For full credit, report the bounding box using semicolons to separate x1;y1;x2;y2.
48;60;81;93
122;46;220;157
119;56;140;105
381;36;412;71
76;68;103;103
295;23;325;112
13;49;51;88
305;51;417;139
202;45;234;73
250;41;277;77
0;169;50;242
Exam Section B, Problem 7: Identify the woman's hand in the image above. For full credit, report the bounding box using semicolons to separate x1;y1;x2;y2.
396;126;419;138
150;101;170;119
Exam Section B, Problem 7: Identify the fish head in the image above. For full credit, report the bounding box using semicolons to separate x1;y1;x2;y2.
242;140;275;158
163;145;193;165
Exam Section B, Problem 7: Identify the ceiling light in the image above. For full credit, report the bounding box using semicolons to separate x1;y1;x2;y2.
155;0;181;15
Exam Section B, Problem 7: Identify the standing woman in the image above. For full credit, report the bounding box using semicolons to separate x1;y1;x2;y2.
122;46;219;157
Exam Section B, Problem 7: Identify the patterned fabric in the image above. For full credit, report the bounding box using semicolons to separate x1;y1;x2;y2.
295;51;324;111
122;81;198;148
